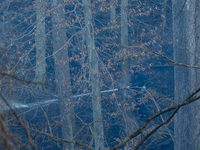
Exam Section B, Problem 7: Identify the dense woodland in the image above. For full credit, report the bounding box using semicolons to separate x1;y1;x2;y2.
0;0;199;150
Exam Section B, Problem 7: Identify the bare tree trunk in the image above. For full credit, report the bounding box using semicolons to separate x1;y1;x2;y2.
120;0;129;136
52;0;74;149
173;0;200;149
35;0;46;84
110;0;116;24
83;0;104;149
162;1;167;30
120;0;140;148
120;0;129;95
110;0;116;33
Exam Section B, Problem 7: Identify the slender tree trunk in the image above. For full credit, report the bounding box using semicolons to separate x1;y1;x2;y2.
83;0;104;149
120;0;140;148
110;0;116;24
162;1;167;30
120;0;129;136
35;0;46;84
121;0;128;50
173;0;200;149
52;0;74;149
120;0;129;94
110;0;116;33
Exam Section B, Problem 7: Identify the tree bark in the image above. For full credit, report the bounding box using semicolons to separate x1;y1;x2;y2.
120;0;129;136
52;0;74;149
110;0;116;33
120;0;140;148
83;0;105;149
173;0;200;149
120;0;129;92
35;0;46;84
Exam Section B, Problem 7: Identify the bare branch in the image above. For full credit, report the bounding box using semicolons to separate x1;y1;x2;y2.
0;71;47;85
110;86;200;150
121;48;200;69
0;92;38;150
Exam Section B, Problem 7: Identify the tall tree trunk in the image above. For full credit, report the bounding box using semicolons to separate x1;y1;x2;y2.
83;0;104;149
121;0;128;50
173;0;200;149
52;0;74;149
110;0;116;33
120;0;140;148
110;0;116;24
35;0;46;84
120;0;129;92
120;0;129;136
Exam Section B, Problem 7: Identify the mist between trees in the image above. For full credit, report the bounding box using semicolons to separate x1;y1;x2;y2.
0;0;198;150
